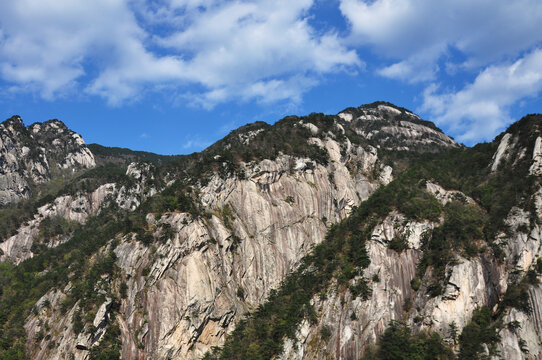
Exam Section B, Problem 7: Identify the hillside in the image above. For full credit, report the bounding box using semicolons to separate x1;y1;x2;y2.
209;114;542;359
87;144;181;167
1;104;540;360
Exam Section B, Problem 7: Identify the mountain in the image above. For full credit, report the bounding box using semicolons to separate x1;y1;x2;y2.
0;116;95;206
0;104;539;360
87;144;181;167
208;113;542;360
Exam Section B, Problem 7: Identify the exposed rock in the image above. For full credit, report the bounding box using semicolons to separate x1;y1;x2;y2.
503;207;541;272
0;183;116;264
301;122;319;135
75;298;113;349
7;104;471;359
276;174;542;359
0;219;39;264
19;131;399;359
117;139;392;359
495;304;542;360
491;133;512;171
279;212;425;359
338;103;459;152
370;211;434;250
426;181;475;205
412;257;493;335
530;136;542;175
24;288;83;360
0;116;95;206
337;113;353;122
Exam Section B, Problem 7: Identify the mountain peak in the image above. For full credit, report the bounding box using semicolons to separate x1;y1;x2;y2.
5;115;23;124
3;106;542;360
1;115;26;134
489;113;542;174
28;118;69;134
336;101;458;152
0;116;95;206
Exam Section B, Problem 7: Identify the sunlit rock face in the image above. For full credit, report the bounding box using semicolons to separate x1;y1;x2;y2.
2;104;475;359
278;114;542;360
24;135;397;359
0;116;95;206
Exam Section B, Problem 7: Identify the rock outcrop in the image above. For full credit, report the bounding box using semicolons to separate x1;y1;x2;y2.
338;102;459;152
14;103;542;360
0;116;95;206
0;183;115;263
274;114;542;360
23;134;396;359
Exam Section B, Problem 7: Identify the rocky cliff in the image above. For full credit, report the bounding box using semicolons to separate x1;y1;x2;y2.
3;104;540;360
0;116;95;206
216;114;542;360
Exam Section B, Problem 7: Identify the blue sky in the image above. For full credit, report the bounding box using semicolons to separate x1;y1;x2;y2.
0;0;541;155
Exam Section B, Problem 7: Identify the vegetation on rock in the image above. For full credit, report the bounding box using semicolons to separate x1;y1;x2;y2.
0;109;541;359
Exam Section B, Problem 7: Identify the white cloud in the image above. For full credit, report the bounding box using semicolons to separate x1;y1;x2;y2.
182;137;212;151
0;0;361;107
152;0;361;107
421;49;542;143
340;0;542;80
0;0;165;100
377;46;442;83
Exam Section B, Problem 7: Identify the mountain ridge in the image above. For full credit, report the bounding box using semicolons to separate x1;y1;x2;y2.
0;104;541;360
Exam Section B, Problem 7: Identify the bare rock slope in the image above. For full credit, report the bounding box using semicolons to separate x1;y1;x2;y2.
3;103;504;360
273;114;542;360
0;116;95;206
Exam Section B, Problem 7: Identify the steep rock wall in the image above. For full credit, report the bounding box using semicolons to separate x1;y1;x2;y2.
0;116;95;206
23;137;393;359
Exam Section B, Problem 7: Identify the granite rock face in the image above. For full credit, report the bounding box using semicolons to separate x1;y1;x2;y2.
15;104;532;360
0;183;116;263
0;116;95;206
277;193;542;359
279;212;426;360
276;115;542;360
338;103;459;152
23;134;396;359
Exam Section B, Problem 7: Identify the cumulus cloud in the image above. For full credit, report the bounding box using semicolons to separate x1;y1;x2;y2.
0;0;167;101
377;47;442;83
421;49;542;143
182;137;212;151
3;0;540;143
151;0;361;107
340;0;542;80
0;0;361;106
